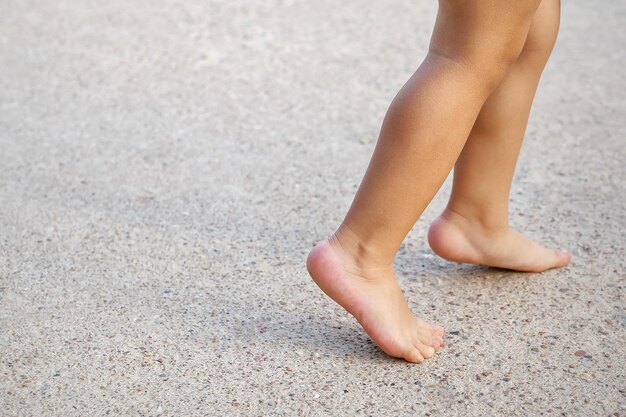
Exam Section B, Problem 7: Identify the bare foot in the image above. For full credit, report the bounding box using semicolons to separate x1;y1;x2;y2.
428;209;572;272
307;237;444;363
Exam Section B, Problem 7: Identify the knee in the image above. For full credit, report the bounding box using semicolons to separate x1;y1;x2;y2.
430;0;544;92
432;32;529;93
470;35;529;80
520;2;561;66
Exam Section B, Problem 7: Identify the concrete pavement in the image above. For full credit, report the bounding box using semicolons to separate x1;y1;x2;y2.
1;0;625;415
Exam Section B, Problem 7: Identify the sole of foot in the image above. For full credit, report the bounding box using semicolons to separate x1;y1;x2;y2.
428;209;572;272
307;238;444;363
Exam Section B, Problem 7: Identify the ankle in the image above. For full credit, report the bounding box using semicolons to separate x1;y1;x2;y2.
329;224;394;270
441;206;510;236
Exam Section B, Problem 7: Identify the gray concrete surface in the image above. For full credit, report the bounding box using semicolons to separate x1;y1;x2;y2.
1;0;625;416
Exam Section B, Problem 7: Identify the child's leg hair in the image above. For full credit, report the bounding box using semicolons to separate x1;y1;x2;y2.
428;0;572;272
308;0;542;363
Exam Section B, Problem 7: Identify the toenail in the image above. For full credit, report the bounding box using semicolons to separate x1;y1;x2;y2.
410;355;423;364
421;346;435;358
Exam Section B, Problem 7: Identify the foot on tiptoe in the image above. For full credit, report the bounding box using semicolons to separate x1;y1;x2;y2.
428;208;572;272
307;237;444;364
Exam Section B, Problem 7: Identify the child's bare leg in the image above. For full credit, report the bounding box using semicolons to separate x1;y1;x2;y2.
428;0;571;273
308;0;541;363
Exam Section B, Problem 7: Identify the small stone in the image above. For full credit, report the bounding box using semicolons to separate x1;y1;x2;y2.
583;354;592;359
502;377;511;382
574;350;586;357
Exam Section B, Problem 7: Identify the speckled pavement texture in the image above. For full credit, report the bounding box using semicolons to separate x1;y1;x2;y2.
1;0;625;416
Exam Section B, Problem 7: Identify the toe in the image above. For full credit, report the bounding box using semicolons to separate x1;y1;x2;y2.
405;348;424;364
415;321;444;349
417;330;444;351
537;248;571;271
417;328;434;347
556;249;572;267
432;335;444;350
418;343;435;359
